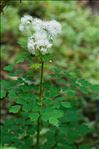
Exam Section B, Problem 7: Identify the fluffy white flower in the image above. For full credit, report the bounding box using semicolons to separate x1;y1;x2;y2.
19;15;33;32
34;31;47;41
21;15;33;24
36;39;52;49
32;18;43;32
27;37;35;55
19;15;61;55
27;33;52;55
34;32;52;49
40;48;48;54
43;20;61;38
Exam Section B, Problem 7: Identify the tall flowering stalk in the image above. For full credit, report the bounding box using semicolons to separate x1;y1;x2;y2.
19;15;61;148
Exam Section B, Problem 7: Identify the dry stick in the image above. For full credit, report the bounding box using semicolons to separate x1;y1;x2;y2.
0;0;22;13
36;60;44;148
0;0;9;13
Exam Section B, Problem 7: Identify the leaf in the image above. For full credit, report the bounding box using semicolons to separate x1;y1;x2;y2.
79;79;90;86
67;131;79;143
29;113;39;121
79;86;89;94
30;63;41;69
79;144;90;149
49;117;59;126
66;89;76;97
50;109;63;119
1;80;11;90
63;144;76;149
44;84;60;98
8;90;16;99
16;52;29;64
3;65;13;72
9;105;21;113
91;84;99;91
0;89;6;99
42;54;54;62
61;101;72;108
18;38;27;49
77;124;90;136
64;88;76;97
16;57;25;64
23;103;33;112
42;109;63;126
63;110;83;123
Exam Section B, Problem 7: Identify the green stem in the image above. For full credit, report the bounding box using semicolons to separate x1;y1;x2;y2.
40;61;44;102
36;60;44;148
36;114;41;148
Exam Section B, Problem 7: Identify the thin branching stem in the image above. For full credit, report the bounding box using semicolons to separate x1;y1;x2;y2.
36;60;44;148
36;113;41;148
40;60;44;102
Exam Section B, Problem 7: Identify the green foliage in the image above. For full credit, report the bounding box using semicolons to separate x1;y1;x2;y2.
61;101;72;108
18;38;27;51
1;147;17;149
0;89;6;99
79;144;91;149
1;52;99;148
1;58;98;148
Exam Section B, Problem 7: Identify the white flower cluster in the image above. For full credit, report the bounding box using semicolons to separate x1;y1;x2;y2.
19;15;61;55
19;15;33;32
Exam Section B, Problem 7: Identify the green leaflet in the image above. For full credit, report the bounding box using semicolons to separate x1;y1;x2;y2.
18;38;27;50
29;113;39;121
3;65;13;72
42;109;64;126
63;110;83;123
0;89;6;99
30;63;41;69
49;117;59;127
63;144;76;149
9;105;21;113
66;89;76;97
16;52;29;64
8;90;16;99
79;144;91;149
61;101;72;108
